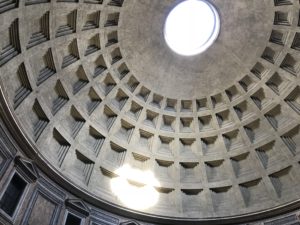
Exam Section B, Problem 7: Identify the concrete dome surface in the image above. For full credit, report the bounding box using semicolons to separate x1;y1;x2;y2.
0;0;300;224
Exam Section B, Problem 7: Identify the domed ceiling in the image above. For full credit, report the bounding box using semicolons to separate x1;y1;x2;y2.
0;0;300;222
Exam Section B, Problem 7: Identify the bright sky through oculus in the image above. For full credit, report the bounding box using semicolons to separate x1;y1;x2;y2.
164;0;220;56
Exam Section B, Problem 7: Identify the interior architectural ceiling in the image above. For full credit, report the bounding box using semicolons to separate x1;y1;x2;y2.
0;0;300;222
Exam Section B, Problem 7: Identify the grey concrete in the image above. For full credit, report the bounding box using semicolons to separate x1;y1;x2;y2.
0;0;299;221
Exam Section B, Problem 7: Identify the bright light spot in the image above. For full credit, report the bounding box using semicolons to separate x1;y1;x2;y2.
164;0;220;56
111;164;160;210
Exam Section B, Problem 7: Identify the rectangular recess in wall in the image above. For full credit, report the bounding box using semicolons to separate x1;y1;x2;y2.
64;212;82;225
0;173;27;217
